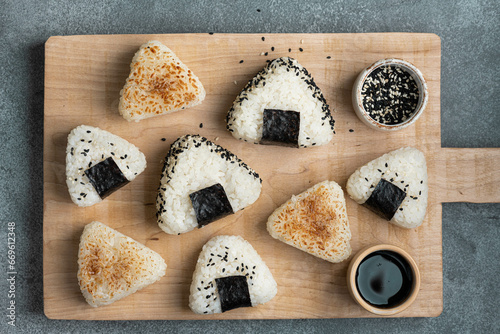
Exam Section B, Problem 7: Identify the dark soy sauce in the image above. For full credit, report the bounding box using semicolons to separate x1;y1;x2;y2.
355;250;413;308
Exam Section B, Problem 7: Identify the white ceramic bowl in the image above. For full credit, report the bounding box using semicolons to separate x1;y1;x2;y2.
352;58;428;131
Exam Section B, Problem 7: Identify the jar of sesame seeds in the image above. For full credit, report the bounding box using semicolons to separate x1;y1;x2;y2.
352;58;428;131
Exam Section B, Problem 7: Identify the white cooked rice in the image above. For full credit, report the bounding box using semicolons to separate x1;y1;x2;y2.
189;235;277;314
226;57;334;148
346;147;428;228
156;135;262;235
65;125;147;207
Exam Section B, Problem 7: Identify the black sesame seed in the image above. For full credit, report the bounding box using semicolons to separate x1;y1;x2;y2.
262;37;265;41
327;56;331;59
361;65;420;125
239;60;244;63
288;48;291;52
199;123;203;128
161;138;166;141
271;46;275;51
349;129;354;132
299;48;303;52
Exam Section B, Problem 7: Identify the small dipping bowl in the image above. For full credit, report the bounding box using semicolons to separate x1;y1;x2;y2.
352;58;428;131
346;244;420;316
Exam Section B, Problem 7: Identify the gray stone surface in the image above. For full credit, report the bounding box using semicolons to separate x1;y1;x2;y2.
0;0;498;333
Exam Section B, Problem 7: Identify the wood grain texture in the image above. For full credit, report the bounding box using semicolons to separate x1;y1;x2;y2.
437;148;500;203
44;33;446;320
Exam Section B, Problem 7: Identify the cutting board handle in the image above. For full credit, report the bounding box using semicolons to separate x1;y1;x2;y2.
437;148;500;203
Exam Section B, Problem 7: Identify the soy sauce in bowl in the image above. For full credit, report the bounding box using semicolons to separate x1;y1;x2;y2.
355;250;413;308
346;244;420;315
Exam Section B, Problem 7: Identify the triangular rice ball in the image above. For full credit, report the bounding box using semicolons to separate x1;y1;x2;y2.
226;57;334;148
119;40;206;122
156;135;262;235
346;147;428;228
65;125;146;207
77;221;167;307
189;235;277;314
267;180;352;263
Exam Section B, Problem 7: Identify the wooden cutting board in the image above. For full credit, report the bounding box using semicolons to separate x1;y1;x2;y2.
43;33;500;320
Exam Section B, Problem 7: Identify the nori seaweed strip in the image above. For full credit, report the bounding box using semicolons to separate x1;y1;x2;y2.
363;178;406;220
84;157;129;199
189;183;234;227
261;109;300;147
215;276;252;312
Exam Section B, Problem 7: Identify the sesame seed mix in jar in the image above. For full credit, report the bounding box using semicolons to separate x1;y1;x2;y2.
361;65;420;125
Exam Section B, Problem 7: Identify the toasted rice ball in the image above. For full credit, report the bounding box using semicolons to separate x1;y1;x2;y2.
119;40;206;122
267;180;352;263
77;221;167;307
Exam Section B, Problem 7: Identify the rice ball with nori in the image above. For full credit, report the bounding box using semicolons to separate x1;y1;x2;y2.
156;135;262;235
65;125;147;207
189;235;277;314
346;147;428;228
226;57;334;148
267;180;352;263
78;221;167;307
